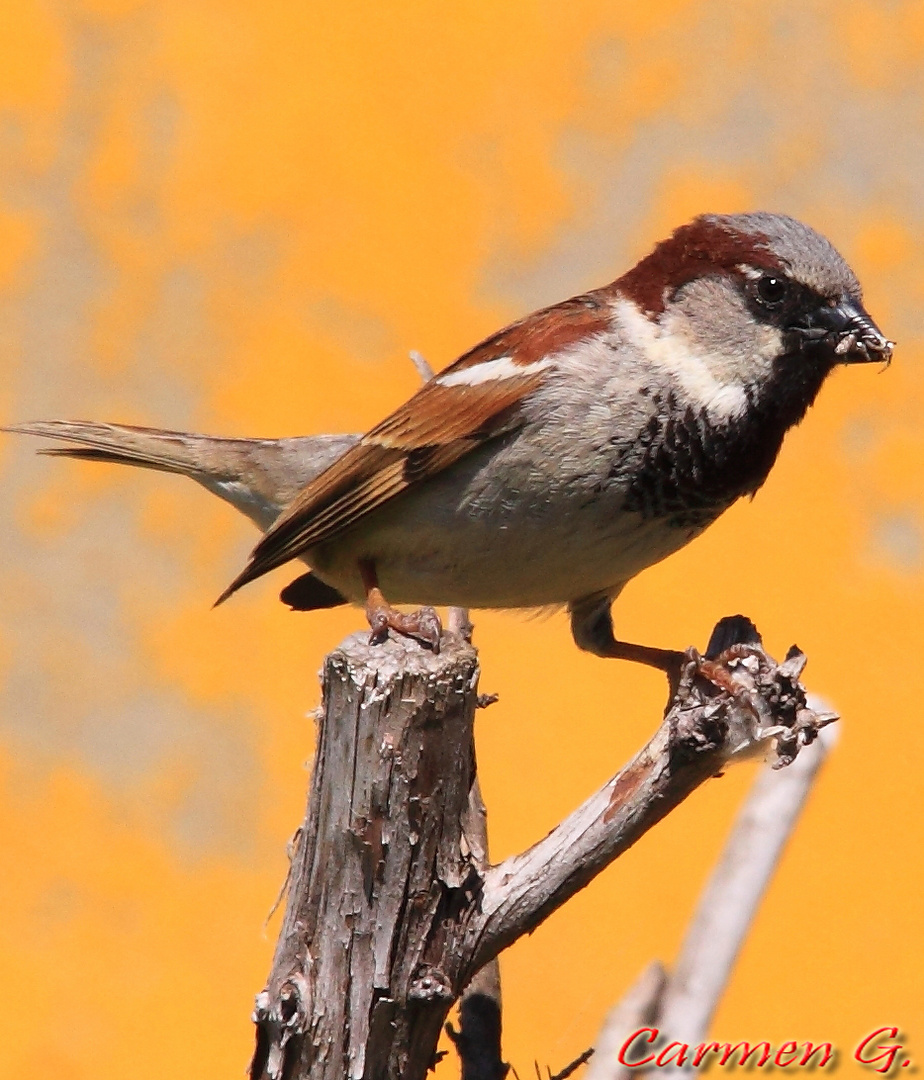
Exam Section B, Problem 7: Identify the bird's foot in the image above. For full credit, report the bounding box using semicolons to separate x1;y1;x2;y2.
365;588;443;653
681;645;766;719
672;618;832;766
666;615;766;713
694;643;766;695
673;617;771;727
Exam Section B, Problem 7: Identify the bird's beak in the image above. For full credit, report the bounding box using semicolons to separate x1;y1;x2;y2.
816;300;894;366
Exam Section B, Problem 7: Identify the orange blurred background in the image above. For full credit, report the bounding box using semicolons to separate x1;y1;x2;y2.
1;1;922;1076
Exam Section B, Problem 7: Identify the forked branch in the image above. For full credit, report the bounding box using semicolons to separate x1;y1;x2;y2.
250;617;835;1080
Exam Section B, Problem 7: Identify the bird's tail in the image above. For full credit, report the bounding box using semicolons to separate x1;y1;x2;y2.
4;419;363;535
5;419;355;612
2;419;226;477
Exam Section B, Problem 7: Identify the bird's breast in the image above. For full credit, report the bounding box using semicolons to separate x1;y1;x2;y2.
619;390;788;526
307;420;710;608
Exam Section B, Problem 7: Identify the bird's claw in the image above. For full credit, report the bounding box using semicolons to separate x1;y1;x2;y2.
366;604;443;653
691;643;770;726
671;629;831;766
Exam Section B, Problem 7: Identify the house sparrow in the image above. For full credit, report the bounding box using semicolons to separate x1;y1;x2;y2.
6;212;891;678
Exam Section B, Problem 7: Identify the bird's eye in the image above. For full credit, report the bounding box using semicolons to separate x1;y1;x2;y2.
755;274;788;307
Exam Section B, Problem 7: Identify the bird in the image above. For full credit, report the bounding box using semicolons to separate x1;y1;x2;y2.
5;212;892;682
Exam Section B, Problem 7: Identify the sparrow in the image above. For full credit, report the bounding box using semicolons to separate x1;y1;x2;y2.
6;212;892;680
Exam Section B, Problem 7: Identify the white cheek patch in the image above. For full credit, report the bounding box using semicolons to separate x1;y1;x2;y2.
436;355;553;387
614;298;750;420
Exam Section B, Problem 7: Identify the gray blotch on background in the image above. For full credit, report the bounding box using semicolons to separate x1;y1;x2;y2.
0;16;271;861
870;511;923;572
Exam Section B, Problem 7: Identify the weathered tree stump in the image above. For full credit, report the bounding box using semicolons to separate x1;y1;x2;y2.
251;632;484;1080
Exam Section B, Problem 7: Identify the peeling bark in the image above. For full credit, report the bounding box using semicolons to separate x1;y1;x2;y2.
252;632;482;1080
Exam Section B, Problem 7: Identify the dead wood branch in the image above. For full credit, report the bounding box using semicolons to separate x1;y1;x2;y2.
585;963;668;1080
656;721;835;1057
588;712;836;1078
250;618;834;1080
449;776;508;1080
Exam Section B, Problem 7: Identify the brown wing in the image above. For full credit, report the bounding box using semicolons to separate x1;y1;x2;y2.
215;291;612;604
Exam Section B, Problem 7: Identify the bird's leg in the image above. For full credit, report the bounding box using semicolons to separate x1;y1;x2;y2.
599;638;688;698
569;598;769;704
359;558;443;652
569;595;687;693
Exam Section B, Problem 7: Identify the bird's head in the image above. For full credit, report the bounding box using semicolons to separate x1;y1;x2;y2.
616;211;892;420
